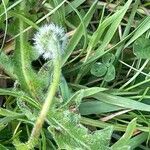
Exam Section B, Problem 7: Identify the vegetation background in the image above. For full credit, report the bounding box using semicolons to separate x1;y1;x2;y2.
0;0;150;149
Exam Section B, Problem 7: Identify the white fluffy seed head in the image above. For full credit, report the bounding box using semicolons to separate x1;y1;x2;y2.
34;23;67;60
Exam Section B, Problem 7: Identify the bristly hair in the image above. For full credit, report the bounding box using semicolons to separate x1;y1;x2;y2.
34;23;67;60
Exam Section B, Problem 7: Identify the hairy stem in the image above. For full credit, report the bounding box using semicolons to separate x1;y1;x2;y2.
27;55;61;148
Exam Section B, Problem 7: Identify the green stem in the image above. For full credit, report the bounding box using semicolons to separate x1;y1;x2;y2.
27;56;61;148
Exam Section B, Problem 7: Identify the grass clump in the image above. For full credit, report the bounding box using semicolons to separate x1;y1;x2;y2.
0;0;150;149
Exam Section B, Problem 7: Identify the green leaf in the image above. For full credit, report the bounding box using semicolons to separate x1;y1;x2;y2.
0;88;39;109
17;99;36;121
125;16;150;48
112;118;137;149
50;0;66;25
128;132;148;149
37;61;55;99
79;101;123;115
49;110;113;150
59;76;72;102
71;89;84;107
0;108;22;117
61;87;106;108
90;127;113;150
85;0;132;65
0;52;16;79
0;0;22;17
104;64;115;82
91;62;107;77
102;53;115;65
62;0;98;65
9;11;38;29
93;92;150;112
0;0;9;15
115;146;131;150
14;34;42;99
0;144;8;150
0;123;7;131
133;37;150;59
13;138;30;150
0;117;21;126
65;0;85;15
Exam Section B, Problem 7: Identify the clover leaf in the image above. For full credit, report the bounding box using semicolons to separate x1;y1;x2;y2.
91;53;116;82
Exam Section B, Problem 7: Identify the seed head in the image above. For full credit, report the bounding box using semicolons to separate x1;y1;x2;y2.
34;24;67;60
